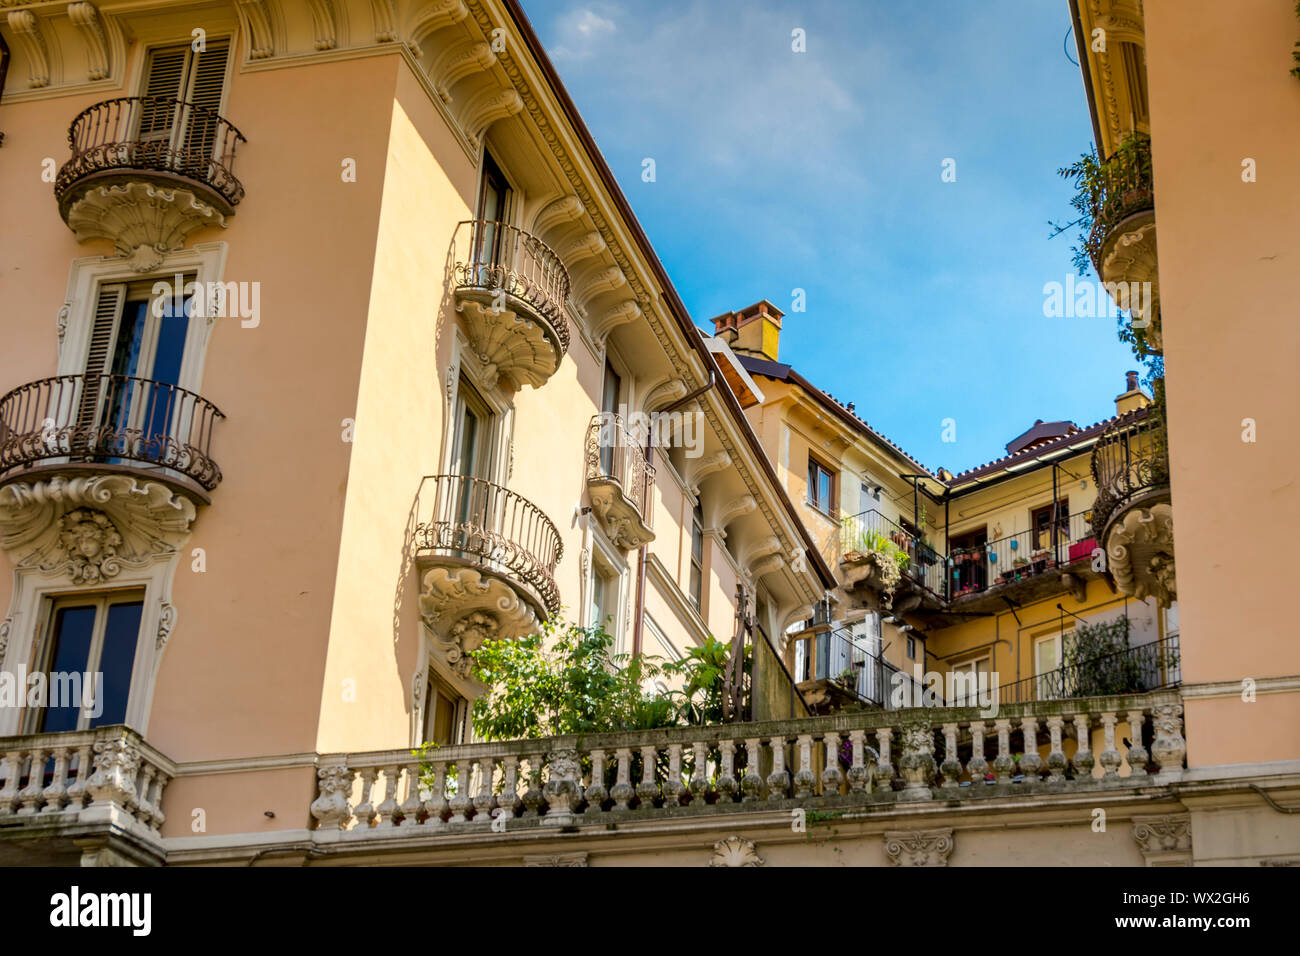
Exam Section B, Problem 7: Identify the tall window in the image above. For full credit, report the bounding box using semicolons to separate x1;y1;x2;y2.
138;41;230;173
27;592;144;733
422;674;465;747
1031;498;1070;551
688;499;704;611
473;152;512;274
599;359;621;476
807;457;836;516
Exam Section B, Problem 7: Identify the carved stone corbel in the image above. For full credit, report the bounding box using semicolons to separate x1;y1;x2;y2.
710;494;756;537
1131;813;1191;866
683;450;730;497
883;827;953;866
572;263;626;313
63;182;227;270
430;40;495;101
589;299;640;344
709;835;763;867
305;0;337;50
418;566;538;679
531;195;585;237
460;87;523;149
369;0;398;42
67;3;111;81
641;378;688;415
558;230;606;265
407;0;469;50
236;0;275;59
7;10;50;88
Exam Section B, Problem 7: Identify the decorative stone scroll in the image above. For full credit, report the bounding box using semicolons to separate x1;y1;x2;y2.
883;827;954;866
1131;813;1191;866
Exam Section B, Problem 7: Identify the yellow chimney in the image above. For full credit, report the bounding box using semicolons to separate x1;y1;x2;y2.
1115;370;1152;415
709;300;784;362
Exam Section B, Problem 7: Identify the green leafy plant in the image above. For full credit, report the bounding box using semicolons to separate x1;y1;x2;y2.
1060;616;1175;697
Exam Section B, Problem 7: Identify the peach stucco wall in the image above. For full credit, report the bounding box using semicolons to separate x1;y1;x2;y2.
1143;0;1300;764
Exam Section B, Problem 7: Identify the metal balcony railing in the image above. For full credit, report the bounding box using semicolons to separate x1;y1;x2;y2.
1082;134;1154;274
452;219;571;355
54;95;247;209
839;509;944;598
993;634;1181;706
949;509;1097;599
1091;408;1170;539
412;474;563;617
792;624;902;709
0;373;225;491
584;414;654;525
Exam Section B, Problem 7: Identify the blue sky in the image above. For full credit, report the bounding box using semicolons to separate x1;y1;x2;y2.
519;0;1134;474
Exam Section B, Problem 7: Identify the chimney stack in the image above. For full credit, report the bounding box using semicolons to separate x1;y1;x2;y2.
1115;369;1152;416
709;300;784;362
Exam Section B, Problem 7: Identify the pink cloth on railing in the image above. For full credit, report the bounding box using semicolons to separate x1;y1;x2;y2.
1068;537;1097;563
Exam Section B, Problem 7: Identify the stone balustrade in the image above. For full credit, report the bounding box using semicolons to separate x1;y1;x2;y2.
0;725;174;840
311;690;1186;835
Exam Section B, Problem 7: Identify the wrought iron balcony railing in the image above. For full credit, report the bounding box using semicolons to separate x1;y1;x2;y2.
992;634;1180;706
54;95;247;212
1082;134;1154;275
584;414;654;524
452;219;571;355
792;624;907;709
413;474;562;616
0;374;225;492
838;509;944;597
948;510;1096;599
1090;409;1169;539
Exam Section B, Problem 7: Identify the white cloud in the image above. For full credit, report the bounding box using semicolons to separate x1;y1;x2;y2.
551;6;618;61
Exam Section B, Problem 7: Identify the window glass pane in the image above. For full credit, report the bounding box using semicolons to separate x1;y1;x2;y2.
39;606;97;733
689;564;702;610
90;601;143;727
819;470;833;510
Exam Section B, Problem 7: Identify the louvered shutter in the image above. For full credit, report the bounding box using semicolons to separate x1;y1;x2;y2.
182;40;229;178
138;47;187;167
74;285;126;453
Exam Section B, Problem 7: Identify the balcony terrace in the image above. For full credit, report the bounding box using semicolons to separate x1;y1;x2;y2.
584;414;654;550
452;220;572;390
54;96;246;270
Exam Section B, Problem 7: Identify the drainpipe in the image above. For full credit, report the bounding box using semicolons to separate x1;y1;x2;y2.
632;370;716;656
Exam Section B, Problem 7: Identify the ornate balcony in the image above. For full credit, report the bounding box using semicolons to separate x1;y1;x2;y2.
0;726;174;866
584;414;655;550
0;373;225;499
1082;134;1160;351
452;220;571;390
54;96;246;271
412;474;562;679
1091;409;1174;606
0;374;224;498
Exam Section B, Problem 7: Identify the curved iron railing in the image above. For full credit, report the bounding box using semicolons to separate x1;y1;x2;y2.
1091;408;1169;539
413;474;562;616
453;220;571;354
584;414;654;524
0;374;225;491
55;95;247;208
1083;134;1154;274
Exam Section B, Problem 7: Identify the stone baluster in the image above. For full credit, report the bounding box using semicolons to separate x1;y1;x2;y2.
400;761;424;826
875;727;895;789
65;745;92;811
1070;713;1094;781
521;754;545;816
1124;709;1149;776
967;721;990;785
585;749;608;811
688;742;709;802
310;764;354;830
18;749;47;815
766;736;790;799
1098;712;1122;780
821;732;845;795
1019;716;1043;784
425;763;448;827
447;762;472;823
84;736;142;819
740;739;763;801
1150;701;1186;776
1044;716;1068;786
636;745;660;807
145;770;168;831
940;723;961;789
663;744;686;806
543;749;581;824
42;747;72;813
716;739;738;801
353;767;379;827
474;757;498;821
0;751;21;816
792;734;816;797
376;764;402;828
992;719;1014;784
611;748;634;809
491;754;516;822
846;730;870;793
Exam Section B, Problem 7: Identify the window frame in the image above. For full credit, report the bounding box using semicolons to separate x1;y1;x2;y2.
688;498;705;612
807;456;837;517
